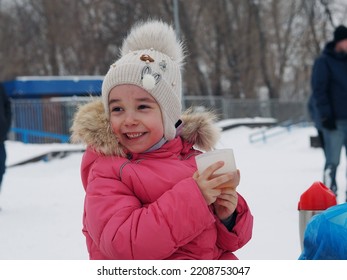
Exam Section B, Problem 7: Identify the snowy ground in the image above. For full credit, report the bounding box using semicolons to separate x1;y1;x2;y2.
0;123;345;260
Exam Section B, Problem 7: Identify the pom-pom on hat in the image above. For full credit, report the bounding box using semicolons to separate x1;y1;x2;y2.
333;25;347;43
102;20;185;141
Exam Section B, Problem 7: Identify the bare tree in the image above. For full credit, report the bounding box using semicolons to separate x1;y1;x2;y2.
1;0;346;101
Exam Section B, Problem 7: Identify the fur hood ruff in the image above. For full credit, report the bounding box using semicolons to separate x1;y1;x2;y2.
71;99;221;156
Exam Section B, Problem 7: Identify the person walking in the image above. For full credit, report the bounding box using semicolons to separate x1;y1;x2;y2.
0;84;12;197
311;25;347;201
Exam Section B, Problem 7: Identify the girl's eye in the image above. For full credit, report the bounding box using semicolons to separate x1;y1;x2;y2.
138;104;150;110
111;106;123;112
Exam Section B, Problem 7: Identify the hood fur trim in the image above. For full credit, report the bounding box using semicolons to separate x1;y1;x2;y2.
70;99;220;156
180;108;221;152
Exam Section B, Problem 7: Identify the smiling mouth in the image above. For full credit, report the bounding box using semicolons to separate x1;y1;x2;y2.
125;132;145;139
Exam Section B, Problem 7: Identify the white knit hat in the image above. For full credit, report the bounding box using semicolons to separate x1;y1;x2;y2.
102;20;185;141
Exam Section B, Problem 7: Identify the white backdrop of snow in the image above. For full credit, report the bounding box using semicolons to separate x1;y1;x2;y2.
0;123;345;260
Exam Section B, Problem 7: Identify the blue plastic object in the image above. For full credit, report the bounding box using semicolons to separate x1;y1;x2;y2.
299;203;347;260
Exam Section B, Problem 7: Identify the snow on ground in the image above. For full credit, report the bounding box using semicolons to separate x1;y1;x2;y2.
0;123;345;260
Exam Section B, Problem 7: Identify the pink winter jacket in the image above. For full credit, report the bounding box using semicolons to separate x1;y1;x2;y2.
71;100;253;260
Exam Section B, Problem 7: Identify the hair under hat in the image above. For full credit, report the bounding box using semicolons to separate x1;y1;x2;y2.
102;20;185;141
333;25;347;43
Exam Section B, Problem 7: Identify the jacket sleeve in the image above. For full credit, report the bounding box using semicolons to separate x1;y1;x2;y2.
84;163;215;259
311;56;333;120
215;193;253;252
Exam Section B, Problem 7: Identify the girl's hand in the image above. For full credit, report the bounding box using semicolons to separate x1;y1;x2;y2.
214;169;240;220
193;161;234;205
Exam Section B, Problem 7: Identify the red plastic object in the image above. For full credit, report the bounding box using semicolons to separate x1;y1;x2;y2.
298;181;337;210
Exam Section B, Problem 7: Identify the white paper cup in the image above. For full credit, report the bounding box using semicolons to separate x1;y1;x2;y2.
195;148;237;175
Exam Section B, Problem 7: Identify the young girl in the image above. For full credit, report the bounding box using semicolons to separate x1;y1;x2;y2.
71;20;253;260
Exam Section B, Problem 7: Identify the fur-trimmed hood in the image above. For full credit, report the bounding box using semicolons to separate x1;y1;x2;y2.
70;99;221;156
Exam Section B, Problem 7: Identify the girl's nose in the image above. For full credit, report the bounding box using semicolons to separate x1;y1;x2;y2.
124;112;139;126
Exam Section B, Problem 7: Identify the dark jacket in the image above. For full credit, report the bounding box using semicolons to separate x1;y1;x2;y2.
307;94;322;130
0;84;12;142
311;41;347;122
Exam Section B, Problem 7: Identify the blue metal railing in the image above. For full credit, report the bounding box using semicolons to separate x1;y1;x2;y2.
248;120;308;143
8;97;309;144
11;127;70;144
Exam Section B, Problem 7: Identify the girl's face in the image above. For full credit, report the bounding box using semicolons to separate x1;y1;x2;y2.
108;85;164;154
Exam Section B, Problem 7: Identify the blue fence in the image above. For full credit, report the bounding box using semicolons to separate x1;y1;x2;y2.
2;76;311;144
9;97;91;144
11;127;70;144
7;97;310;144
